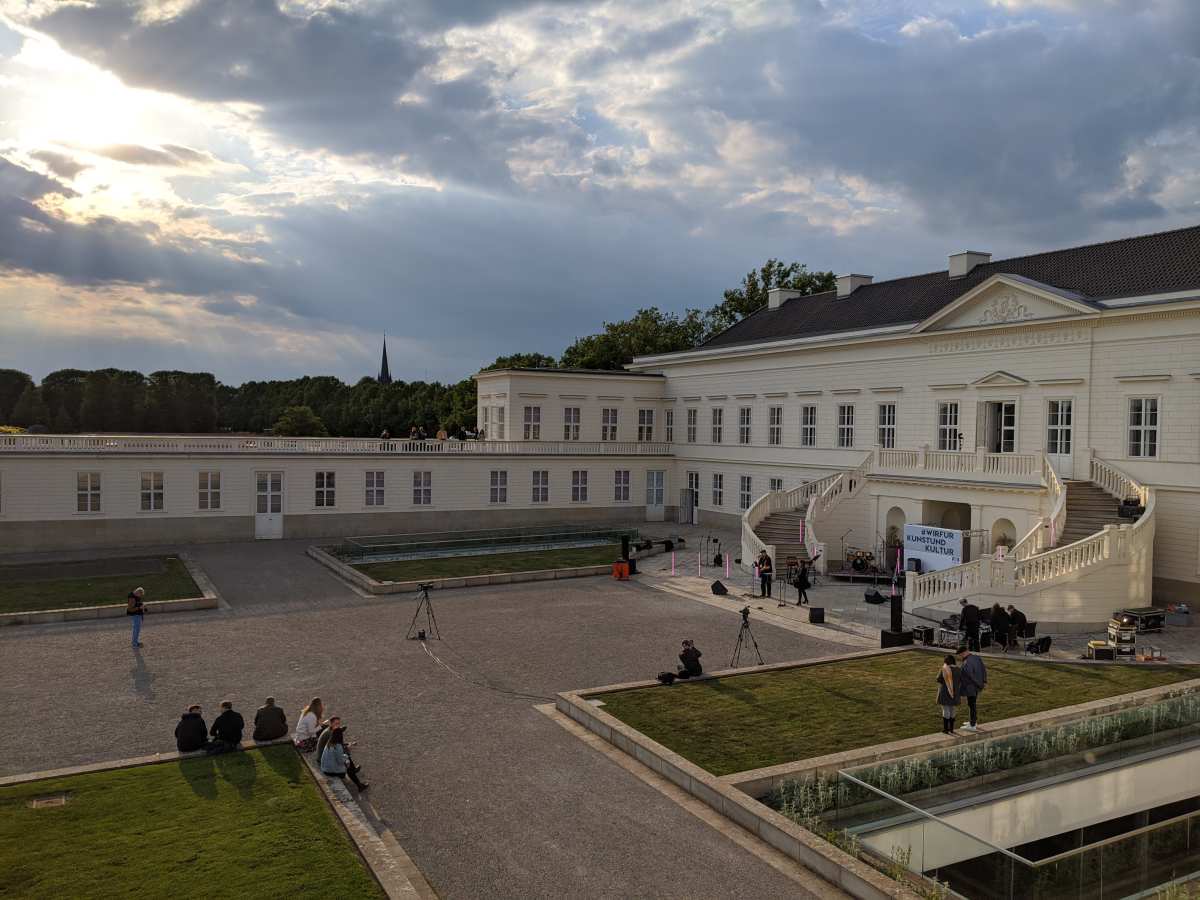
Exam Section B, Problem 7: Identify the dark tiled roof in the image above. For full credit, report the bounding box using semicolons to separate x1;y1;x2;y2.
700;224;1200;350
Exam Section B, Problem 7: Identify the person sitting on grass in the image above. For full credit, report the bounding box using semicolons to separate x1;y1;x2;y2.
208;700;245;754
175;705;210;753
320;727;369;792
294;697;324;751
677;640;703;678
253;696;288;742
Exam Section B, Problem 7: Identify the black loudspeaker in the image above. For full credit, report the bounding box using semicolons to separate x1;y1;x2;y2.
881;629;915;648
890;594;904;633
808;607;824;624
710;581;728;596
621;535;631;560
864;590;887;605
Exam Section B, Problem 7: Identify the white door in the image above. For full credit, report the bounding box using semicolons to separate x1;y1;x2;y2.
1046;399;1074;478
255;471;284;539
646;470;665;521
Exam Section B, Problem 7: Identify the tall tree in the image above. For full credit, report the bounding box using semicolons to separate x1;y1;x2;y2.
40;369;88;428
560;307;709;370
0;369;33;423
704;259;836;337
78;372;110;431
484;353;559;370
272;405;329;436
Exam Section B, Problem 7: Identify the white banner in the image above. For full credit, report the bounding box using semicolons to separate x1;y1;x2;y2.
903;524;965;573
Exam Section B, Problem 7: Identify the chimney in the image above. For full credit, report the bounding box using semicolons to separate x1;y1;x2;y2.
836;274;873;298
948;250;991;279
767;287;804;309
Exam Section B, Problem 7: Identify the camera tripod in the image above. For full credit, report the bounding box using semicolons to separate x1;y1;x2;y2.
729;608;764;667
406;582;441;641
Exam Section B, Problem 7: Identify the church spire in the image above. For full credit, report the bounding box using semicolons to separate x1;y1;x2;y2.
378;335;393;385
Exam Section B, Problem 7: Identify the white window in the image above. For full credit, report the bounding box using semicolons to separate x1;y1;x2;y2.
738;407;752;445
571;470;588;502
801;405;817;447
739;475;752;511
937;402;960;451
1047;400;1073;455
686;408;697;443
523;406;541;440
494;406;505;440
76;472;101;512
532;470;549;503
315;471;336;507
998;401;1017;453
139;471;164;511
837;404;855;449
711;473;724;507
365;471;385;506
198;471;221;510
768;406;783;446
711;408;723;444
601;408;618;441
877;403;896;449
665;409;674;443
614;469;630;502
563;407;580;441
412;471;432;505
770;477;784;492
638;409;654;442
1128;398;1159;458
646;470;665;506
489;470;508;503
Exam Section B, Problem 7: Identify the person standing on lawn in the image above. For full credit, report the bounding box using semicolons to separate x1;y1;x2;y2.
126;587;146;648
957;647;988;732
959;598;981;651
936;654;961;735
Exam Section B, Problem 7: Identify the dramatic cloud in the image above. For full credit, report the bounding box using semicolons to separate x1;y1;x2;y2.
0;0;1198;384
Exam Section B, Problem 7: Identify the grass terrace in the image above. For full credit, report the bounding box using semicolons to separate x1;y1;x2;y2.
598;650;1200;776
355;543;622;582
0;556;200;615
0;746;382;899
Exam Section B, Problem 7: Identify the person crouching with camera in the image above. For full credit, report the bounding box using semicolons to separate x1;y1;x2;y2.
677;640;703;679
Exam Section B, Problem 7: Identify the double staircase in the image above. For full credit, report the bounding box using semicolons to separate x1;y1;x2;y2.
751;510;812;565
1057;480;1135;546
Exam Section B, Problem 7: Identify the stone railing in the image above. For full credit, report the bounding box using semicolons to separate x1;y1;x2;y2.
907;455;1155;606
873;446;1041;484
0;434;673;457
740;475;841;573
1011;455;1067;561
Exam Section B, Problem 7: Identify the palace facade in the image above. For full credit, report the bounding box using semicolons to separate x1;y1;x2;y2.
2;226;1198;625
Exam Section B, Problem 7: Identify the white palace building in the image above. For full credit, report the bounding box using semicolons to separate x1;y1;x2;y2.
2;226;1199;625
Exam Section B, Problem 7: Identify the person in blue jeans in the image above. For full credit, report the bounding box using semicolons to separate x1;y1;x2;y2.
126;587;146;648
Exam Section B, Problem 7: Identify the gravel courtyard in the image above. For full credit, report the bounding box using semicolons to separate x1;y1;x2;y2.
1;539;855;900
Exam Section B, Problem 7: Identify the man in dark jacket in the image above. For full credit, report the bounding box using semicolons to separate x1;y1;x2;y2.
1007;605;1028;650
252;697;288;741
956;647;988;731
208;701;245;754
959;598;981;651
175;705;209;753
677;640;703;678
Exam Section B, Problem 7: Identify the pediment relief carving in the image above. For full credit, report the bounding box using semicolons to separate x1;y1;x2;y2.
917;276;1096;334
977;293;1035;326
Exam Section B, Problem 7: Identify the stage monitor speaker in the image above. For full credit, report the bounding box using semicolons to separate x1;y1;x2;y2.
808;607;824;624
864;590;887;605
881;629;914;649
710;581;728;596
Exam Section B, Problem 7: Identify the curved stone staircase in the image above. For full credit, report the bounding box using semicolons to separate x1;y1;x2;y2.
1057;480;1139;546
751;510;812;565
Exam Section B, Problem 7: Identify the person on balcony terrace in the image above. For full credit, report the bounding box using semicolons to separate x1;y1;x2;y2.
959;598;981;652
936;654;961;735
757;550;773;599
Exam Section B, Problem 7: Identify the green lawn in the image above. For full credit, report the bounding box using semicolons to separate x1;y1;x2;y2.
0;557;200;614
356;543;622;582
0;746;383;899
598;650;1200;776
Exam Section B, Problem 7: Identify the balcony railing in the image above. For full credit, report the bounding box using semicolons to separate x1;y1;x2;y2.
0;434;674;457
874;446;1041;483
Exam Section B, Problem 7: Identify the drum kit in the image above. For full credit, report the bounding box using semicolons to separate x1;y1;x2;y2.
844;547;877;574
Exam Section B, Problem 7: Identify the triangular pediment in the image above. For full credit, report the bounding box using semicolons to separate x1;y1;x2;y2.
972;370;1029;388
913;275;1098;333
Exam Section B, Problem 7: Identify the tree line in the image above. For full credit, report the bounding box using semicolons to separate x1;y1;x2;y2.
1;259;831;436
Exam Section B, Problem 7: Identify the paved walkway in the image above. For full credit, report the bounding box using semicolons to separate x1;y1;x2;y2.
1;539;859;900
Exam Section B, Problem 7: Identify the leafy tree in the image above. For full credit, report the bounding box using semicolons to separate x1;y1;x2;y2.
704;259;836;337
0;369;33;422
10;385;49;427
484;353;559;371
40;369;88;427
52;405;75;433
272;405;329;436
78;372;110;431
560;307;709;370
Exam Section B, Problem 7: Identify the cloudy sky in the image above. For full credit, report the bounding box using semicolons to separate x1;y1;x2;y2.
1;1;1198;385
